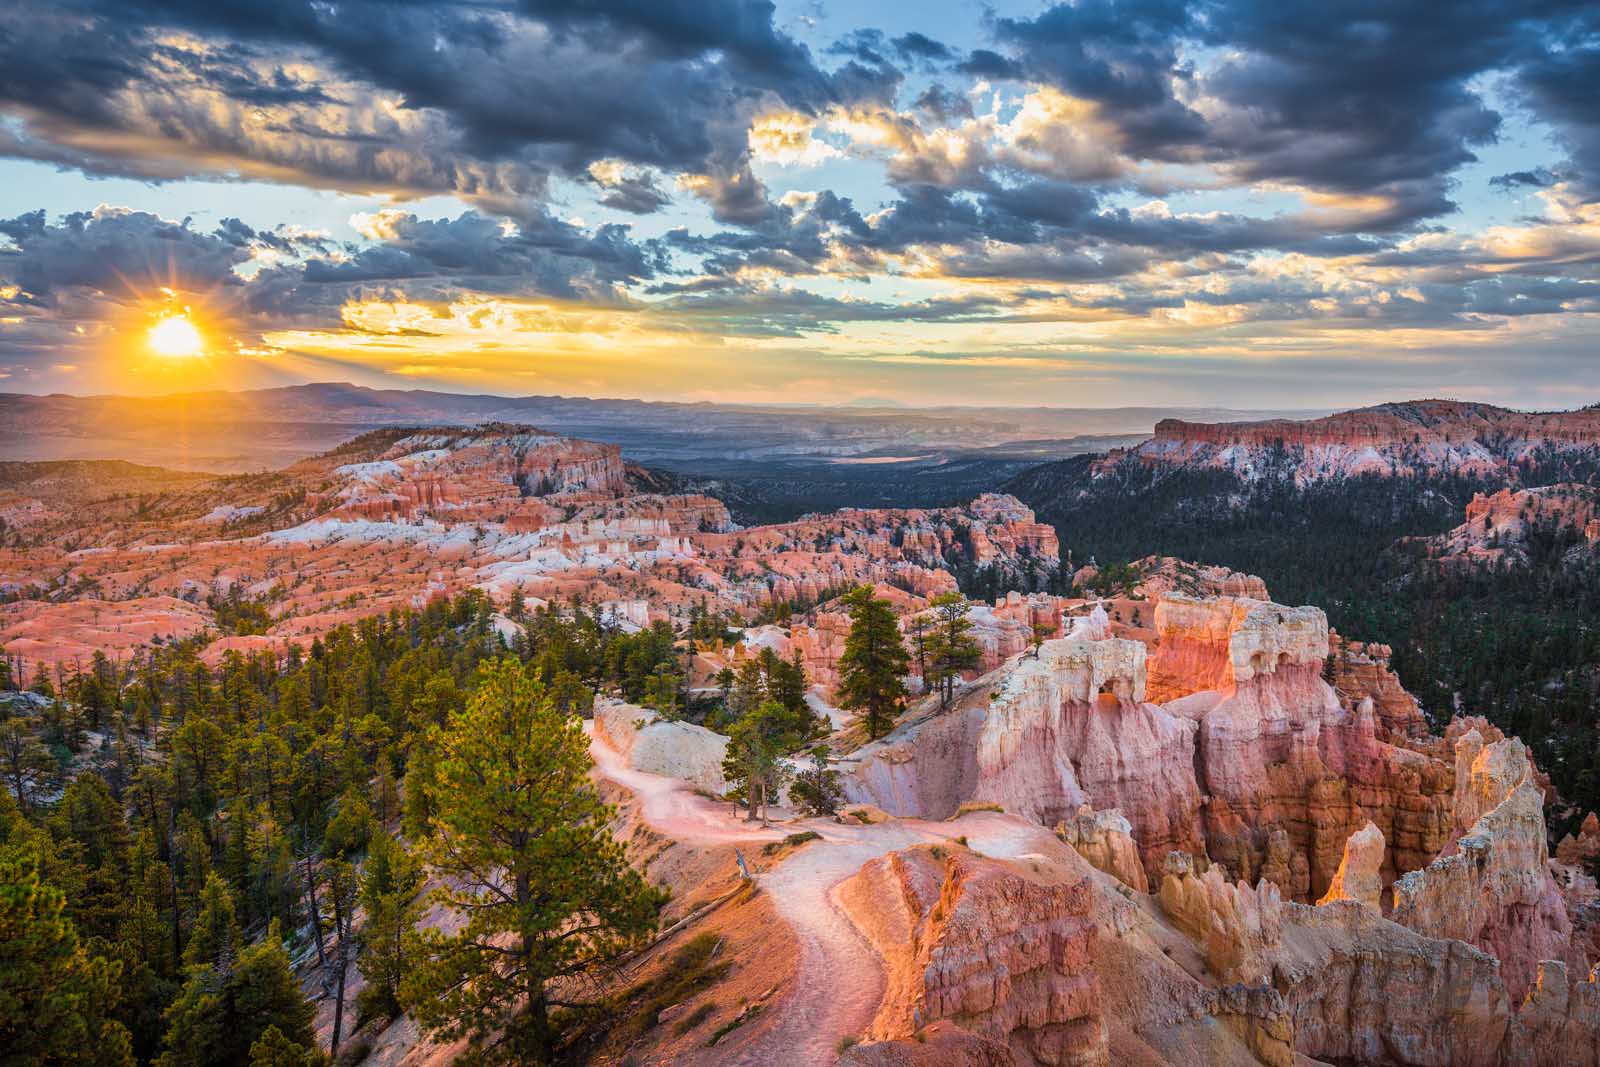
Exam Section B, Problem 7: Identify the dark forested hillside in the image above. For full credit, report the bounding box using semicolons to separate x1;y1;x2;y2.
1006;455;1600;829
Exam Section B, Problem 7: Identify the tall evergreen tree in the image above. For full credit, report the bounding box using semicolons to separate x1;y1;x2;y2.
720;700;792;822
401;658;662;1065
157;925;316;1067
836;586;911;740
926;592;981;708
355;831;422;1027
0;852;135;1067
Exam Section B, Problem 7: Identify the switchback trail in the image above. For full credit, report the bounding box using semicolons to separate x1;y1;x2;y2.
586;723;1039;1065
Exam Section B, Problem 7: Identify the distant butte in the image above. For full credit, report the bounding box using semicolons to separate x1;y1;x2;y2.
1117;399;1600;481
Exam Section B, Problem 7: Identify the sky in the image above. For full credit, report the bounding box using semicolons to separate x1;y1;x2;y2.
0;1;1597;409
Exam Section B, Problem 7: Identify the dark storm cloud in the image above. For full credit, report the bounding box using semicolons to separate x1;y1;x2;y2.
592;173;673;216
663;189;871;278
1511;8;1600;200
0;0;884;218
957;49;1025;81
656;287;1009;337
1490;169;1559;192
893;33;955;64
5;0;1600;366
981;0;1600;226
990;0;1205;151
0;208;252;301
912;85;974;124
294;210;665;301
673;175;1392;285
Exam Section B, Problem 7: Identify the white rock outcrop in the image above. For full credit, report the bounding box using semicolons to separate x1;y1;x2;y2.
592;699;730;795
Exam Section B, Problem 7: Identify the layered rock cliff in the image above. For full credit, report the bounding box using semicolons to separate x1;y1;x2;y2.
0;426;1058;675
1121;400;1600;483
838;846;1110;1067
1391;731;1581;998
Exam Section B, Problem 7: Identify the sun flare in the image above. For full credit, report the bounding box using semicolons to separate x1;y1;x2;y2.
147;313;205;357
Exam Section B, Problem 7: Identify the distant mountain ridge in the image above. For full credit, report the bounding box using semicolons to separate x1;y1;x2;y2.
0;381;1312;471
0;382;1318;521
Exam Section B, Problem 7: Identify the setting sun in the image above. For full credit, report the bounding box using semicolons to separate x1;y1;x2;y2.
147;312;205;357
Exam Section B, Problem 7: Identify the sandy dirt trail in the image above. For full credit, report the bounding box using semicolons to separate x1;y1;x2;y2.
587;725;1042;1065
585;722;784;845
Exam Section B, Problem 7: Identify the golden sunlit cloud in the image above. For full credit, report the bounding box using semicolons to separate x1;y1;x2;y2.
748;111;840;167
147;311;205;357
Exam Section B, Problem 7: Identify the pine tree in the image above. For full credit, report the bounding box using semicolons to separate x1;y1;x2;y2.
246;1026;315;1067
837;586;911;740
372;751;401;826
721;700;792;822
905;612;932;688
401;658;662;1065
355;831;422;1027
926;592;981;709
157;924;316;1067
401;744;437;840
0;717;59;813
323;858;358;1061
0;852;136;1067
182;872;239;971
789;745;843;817
642;662;682;719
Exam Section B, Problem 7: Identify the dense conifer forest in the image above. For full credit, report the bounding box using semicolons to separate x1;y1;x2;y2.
0;592;727;1065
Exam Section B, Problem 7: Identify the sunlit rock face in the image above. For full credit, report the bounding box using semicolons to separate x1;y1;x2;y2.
968;636;1206;881
847;589;1474;903
838;847;1109;1067
1152;593;1462;902
1146;593;1329;702
1391;731;1581;1000
1316;821;1384;910
847;613;1208;884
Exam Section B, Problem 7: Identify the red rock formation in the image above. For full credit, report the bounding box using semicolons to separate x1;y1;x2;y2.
847;633;1208;884
838;847;1109;1066
1103;399;1600;482
1145;593;1459;899
1328;634;1429;739
1056;806;1148;893
1156;850;1284;985
1124;556;1269;601
0;426;1059;676
1425;483;1600;569
1391;730;1582;999
1316;821;1384;910
1557;812;1600;869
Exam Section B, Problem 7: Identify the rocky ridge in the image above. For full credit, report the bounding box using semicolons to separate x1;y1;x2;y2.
1116;400;1600;483
1424;483;1600;569
0;425;1058;676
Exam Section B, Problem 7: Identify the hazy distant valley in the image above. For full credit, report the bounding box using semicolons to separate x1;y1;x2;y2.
0;383;1318;520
